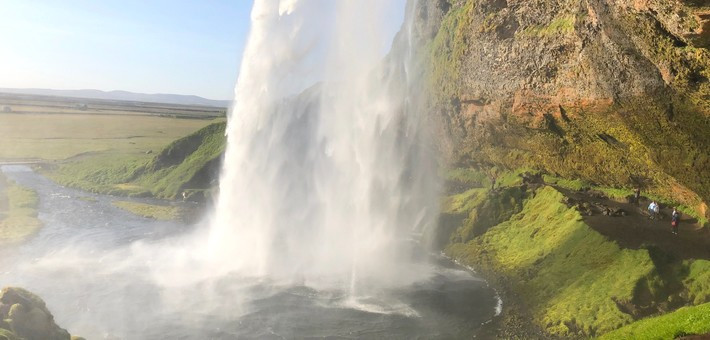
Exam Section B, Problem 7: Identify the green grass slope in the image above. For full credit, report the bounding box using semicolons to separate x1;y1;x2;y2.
112;201;182;221
443;181;710;337
47;121;226;200
447;186;656;335
46;153;149;196
136;121;226;199
599;303;710;340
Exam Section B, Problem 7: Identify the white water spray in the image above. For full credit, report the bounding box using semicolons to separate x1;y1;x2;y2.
208;0;439;291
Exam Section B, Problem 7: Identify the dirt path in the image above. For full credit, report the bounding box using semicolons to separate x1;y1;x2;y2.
556;187;710;260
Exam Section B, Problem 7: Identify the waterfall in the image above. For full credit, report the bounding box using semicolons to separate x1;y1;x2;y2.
208;0;439;292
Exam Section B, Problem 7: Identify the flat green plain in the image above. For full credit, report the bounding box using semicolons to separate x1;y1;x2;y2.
0;113;219;161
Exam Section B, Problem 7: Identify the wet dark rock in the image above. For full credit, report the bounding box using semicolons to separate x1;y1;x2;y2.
577;201;594;216
587;191;608;200
520;172;544;185
561;196;576;207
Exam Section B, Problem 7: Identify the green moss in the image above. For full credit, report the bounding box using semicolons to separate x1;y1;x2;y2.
446;187;657;335
495;168;538;187
519;14;576;37
684;260;710;305
446;167;538;190
444;168;487;187
428;0;475;102
473;97;708;221
598;303;710;340
678;205;708;226
112;201;182;221
442;187;489;215
594;187;635;200
451;186;527;243
479;12;500;33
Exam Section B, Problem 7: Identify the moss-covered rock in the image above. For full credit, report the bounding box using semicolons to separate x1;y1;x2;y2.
410;0;710;220
0;287;70;340
448;185;527;243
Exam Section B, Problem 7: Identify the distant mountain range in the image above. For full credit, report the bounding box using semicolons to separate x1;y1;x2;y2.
0;88;231;108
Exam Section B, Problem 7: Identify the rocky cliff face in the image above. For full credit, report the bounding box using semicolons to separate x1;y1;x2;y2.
410;0;710;218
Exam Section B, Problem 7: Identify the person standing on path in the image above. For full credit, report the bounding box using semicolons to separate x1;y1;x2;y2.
671;208;680;235
648;201;659;220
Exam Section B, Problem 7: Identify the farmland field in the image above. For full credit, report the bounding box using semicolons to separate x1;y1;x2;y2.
0;93;226;161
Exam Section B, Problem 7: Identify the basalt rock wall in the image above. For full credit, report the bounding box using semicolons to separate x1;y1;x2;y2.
407;0;710;217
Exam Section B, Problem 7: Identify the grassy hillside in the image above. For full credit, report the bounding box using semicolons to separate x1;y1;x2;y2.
441;171;710;337
46;121;226;200
136;121;226;199
599;303;710;339
417;2;710;333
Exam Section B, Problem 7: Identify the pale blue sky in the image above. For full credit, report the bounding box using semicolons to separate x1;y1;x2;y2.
0;1;406;100
0;1;253;100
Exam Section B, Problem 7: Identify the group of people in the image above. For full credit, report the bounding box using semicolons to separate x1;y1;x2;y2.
647;199;681;235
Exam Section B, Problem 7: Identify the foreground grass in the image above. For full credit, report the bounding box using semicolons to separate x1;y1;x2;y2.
685;260;710;305
112;201;182;221
0;113;217;160
0;174;41;244
45;152;151;196
442;179;710;337
599;303;710;339
447;186;657;335
44;153;151;196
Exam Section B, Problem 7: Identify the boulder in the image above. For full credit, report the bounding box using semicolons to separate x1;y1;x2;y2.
0;287;70;340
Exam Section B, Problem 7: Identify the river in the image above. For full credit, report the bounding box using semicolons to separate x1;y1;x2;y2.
0;165;500;339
